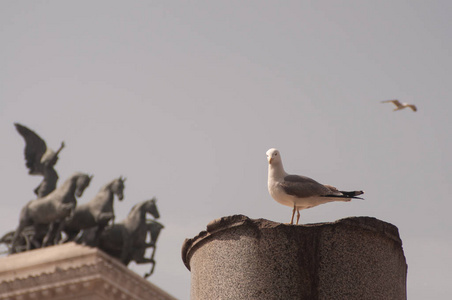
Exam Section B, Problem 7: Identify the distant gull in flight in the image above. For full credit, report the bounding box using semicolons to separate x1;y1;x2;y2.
381;99;417;112
266;148;364;225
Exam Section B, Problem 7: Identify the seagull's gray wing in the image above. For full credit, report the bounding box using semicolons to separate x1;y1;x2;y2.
280;175;332;198
14;123;47;175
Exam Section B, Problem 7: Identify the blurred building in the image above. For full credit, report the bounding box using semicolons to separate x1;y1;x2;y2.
0;242;176;300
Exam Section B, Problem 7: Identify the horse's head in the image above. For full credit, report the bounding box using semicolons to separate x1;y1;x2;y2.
110;176;126;201
143;197;160;219
75;173;93;197
127;198;160;224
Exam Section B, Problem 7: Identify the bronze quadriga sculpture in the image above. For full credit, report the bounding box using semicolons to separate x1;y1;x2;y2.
2;123;164;278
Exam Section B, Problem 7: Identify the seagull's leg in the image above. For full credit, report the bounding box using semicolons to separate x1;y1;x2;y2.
296;209;300;225
290;205;296;225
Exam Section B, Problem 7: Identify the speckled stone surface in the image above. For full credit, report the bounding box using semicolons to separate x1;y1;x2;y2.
182;215;407;300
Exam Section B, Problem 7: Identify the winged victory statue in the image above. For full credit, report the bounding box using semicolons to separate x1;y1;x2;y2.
15;123;65;198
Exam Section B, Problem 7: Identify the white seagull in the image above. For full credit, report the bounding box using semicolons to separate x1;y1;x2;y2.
381;100;417;112
266;148;364;225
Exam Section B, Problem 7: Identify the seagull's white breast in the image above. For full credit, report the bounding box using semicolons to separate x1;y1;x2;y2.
268;178;294;207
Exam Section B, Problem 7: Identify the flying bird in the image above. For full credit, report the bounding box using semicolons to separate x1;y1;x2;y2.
381;100;417;112
15;123;65;197
266;148;364;225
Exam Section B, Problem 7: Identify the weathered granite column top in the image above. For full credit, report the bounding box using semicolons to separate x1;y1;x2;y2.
182;215;407;300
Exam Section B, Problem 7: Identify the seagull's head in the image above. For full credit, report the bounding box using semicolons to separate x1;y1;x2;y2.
266;148;281;165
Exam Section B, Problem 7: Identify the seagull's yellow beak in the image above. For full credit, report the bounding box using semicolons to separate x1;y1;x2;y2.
268;157;272;164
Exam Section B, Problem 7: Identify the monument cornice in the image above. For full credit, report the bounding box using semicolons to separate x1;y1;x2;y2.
0;243;176;300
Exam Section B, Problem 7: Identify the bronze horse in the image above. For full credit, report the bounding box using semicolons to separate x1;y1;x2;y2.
97;198;160;266
63;176;126;243
10;172;92;253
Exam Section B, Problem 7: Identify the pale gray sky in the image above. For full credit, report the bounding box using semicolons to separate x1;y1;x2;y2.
1;1;451;299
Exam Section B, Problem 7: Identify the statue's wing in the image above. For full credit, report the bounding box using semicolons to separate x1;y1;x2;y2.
14;123;47;175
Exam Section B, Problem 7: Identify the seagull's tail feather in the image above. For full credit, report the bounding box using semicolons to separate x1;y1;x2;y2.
342;190;364;200
341;190;364;197
322;190;364;200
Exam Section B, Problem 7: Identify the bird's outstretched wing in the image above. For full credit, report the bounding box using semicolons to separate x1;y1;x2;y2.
14;123;47;175
407;104;417;111
381;99;402;108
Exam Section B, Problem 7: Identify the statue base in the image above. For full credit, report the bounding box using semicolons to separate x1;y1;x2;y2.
0;242;176;300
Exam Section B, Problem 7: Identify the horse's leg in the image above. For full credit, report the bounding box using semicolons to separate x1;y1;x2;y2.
144;261;156;278
10;206;32;253
43;221;64;246
144;246;158;278
10;222;26;254
119;228;131;265
70;230;81;242
120;240;129;264
42;222;55;247
132;245;155;264
150;245;157;260
76;228;89;245
91;224;108;247
144;241;155;247
53;221;66;244
96;212;114;227
31;224;48;249
33;183;41;197
63;229;78;242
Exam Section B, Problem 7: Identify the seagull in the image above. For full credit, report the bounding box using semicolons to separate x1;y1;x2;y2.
381;100;417;112
266;148;364;225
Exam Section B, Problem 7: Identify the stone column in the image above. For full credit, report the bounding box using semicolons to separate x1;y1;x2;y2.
182;215;407;300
